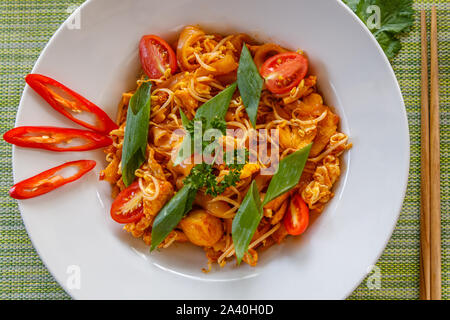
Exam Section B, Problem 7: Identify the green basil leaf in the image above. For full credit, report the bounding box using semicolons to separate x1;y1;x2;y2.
173;109;193;166
179;109;190;127
150;184;198;251
232;180;263;264
121;81;152;186
237;44;263;127
194;82;237;129
263;143;312;206
174;84;237;165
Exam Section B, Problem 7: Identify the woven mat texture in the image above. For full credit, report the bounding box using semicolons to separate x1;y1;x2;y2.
0;0;448;300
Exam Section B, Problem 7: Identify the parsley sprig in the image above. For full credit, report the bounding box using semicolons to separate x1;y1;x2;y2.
184;149;249;197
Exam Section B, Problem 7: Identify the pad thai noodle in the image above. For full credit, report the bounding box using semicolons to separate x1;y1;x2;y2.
100;26;351;271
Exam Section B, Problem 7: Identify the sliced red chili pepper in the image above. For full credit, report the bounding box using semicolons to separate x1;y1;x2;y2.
3;126;112;152
9;160;96;199
25;74;118;134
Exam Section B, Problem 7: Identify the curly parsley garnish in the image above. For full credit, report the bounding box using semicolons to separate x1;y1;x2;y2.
184;149;248;197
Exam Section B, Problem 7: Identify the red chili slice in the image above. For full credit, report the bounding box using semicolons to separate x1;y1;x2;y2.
110;182;144;224
9;160;96;199
3;126;112;152
25;74;118;134
139;35;177;79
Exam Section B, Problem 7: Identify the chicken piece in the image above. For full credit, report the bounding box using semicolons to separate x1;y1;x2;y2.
285;92;327;119
296;161;316;193
143;180;174;217
151;126;180;149
197;54;239;76
302;155;340;211
310;108;339;157
270;199;288;225
180;210;223;247
229;33;252;56
176;26;205;71
251;220;271;243
174;88;198;113
282;75;317;104
254;174;272;192
272;223;289;244
142;229;188;247
124;179;174;238
194;192;232;219
264;191;290;211
279;125;316;151
99;157;120;184
242;248;258;267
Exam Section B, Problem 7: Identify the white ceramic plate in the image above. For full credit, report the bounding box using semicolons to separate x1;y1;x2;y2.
13;0;409;299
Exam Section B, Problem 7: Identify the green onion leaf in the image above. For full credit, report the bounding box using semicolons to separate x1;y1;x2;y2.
121;81;152;186
232;180;263;264
263;143;312;206
150;184;198;251
237;44;264;127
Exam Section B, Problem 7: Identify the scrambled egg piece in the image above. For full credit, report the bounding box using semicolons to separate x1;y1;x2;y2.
302;155;340;213
239;163;260;179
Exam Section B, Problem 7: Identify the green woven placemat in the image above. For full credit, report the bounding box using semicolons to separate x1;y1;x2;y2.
0;0;448;300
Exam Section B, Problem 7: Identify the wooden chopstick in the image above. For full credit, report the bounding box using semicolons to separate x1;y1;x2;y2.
429;5;441;300
419;9;431;301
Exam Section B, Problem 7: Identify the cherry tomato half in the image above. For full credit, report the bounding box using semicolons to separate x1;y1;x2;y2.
110;182;144;224
259;52;308;94
3;126;112;152
139;35;177;79
283;194;309;236
25;74;118;135
9;160;96;199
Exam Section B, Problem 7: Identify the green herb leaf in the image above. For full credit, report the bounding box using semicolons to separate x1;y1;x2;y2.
174;84;237;165
343;0;359;11
237;44;264;127
343;0;414;60
173;110;193;166
121;81;152;186
179;109;190;127
150;184;197;251
374;31;402;59
263;144;311;206
232;180;263;264
183;149;247;197
194;82;237;129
